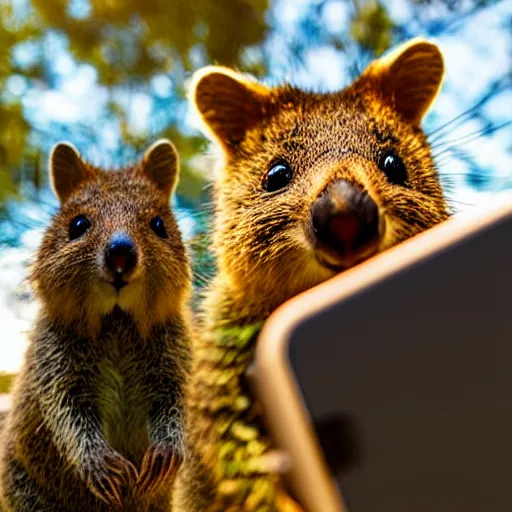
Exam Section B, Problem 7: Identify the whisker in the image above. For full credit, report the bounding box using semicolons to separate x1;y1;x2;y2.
427;73;510;141
432;120;512;154
444;199;476;207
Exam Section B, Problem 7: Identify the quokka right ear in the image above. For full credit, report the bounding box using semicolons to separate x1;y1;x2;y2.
142;138;180;199
50;142;92;203
190;66;271;150
361;38;444;125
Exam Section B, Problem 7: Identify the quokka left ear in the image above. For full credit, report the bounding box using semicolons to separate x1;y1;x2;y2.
362;38;445;125
189;66;271;150
142;139;180;199
50;142;95;204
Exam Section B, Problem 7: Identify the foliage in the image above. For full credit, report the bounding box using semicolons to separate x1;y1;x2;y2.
0;372;15;393
351;0;394;56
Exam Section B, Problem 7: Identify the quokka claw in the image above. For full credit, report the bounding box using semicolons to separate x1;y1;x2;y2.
85;448;138;507
88;472;124;507
136;443;183;496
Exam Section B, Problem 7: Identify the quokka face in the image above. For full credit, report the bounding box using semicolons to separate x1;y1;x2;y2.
33;139;191;335
191;39;450;307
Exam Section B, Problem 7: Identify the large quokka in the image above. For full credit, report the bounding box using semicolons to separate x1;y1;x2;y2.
176;39;450;511
0;140;192;511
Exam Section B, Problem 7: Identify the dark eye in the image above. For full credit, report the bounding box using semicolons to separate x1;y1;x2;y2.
379;151;408;186
263;161;293;192
69;215;90;240
150;216;168;238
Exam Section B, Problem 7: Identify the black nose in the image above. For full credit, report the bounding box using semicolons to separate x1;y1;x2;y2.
311;180;379;259
105;233;137;277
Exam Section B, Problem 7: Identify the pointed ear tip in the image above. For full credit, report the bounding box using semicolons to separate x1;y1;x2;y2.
398;39;443;62
190;66;229;96
366;39;445;88
191;65;242;86
378;38;443;66
48;142;82;184
50;141;80;160
144;139;179;171
189;65;262;103
147;138;176;151
410;39;443;61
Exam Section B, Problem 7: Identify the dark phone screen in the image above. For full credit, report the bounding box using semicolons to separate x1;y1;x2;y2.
288;212;512;512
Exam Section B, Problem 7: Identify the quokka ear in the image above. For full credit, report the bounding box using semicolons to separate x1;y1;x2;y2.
142;139;180;199
190;66;271;150
363;38;444;125
50;142;92;203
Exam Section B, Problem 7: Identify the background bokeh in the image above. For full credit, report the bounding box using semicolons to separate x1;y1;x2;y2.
0;0;511;374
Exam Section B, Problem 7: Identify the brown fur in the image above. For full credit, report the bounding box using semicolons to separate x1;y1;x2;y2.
176;39;450;511
0;140;192;511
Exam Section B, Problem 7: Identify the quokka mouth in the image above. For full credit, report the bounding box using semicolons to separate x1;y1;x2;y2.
317;258;347;273
315;244;379;273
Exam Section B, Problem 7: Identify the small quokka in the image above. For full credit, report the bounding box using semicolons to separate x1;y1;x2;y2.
0;139;192;511
175;39;451;511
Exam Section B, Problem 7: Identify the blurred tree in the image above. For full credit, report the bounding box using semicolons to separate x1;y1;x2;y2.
31;0;270;84
351;0;394;56
0;3;41;207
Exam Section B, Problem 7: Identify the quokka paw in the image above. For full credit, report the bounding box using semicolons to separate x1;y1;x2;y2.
84;448;138;507
136;443;183;496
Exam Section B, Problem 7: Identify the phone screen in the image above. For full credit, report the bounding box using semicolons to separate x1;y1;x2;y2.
287;212;512;512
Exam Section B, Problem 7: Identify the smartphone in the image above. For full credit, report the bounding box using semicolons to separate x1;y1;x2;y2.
250;198;512;512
